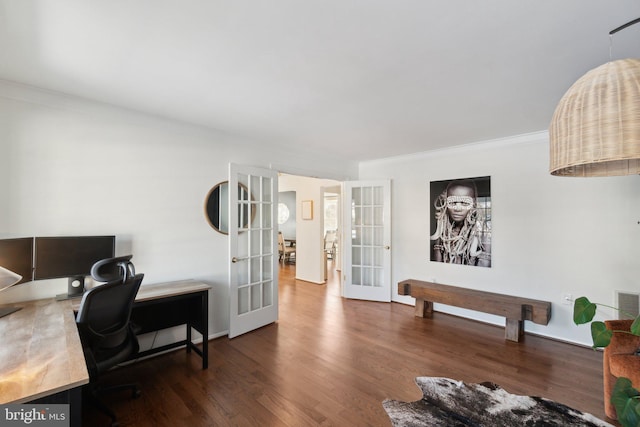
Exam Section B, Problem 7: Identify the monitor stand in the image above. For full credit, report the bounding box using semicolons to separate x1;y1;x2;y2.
55;293;84;301
56;276;86;301
0;306;22;319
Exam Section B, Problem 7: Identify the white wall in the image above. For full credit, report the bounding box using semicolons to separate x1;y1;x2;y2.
359;132;640;346
0;81;358;346
4;81;639;349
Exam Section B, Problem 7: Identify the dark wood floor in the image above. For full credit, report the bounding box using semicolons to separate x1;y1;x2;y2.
83;262;611;426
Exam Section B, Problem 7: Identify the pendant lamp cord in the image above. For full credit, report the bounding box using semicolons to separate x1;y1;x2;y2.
609;17;640;35
608;17;640;61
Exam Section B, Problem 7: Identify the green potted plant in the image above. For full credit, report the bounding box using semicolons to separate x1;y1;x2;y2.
574;296;640;426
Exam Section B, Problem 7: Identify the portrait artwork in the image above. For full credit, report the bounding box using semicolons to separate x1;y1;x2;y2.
429;176;491;267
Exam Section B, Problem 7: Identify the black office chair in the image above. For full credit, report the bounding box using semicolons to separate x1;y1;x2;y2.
76;265;144;427
91;255;136;283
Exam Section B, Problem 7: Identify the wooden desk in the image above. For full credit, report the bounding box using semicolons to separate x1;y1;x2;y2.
0;279;210;408
0;298;88;404
129;280;210;369
0;298;88;425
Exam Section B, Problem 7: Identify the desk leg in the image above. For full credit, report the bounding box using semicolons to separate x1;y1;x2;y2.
201;291;208;369
69;387;82;427
30;386;82;427
187;292;209;369
186;323;192;354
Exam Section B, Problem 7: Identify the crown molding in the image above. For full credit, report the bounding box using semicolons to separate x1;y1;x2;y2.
361;131;549;165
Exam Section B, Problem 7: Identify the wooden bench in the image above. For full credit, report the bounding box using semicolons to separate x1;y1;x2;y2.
398;279;552;342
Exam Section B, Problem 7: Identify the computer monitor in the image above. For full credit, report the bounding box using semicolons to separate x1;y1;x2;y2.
0;237;34;318
0;237;34;286
34;236;115;299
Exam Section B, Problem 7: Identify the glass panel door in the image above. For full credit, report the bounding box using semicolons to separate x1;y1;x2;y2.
343;180;391;302
228;164;278;338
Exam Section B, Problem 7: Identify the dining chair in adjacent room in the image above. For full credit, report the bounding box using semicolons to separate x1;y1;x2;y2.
278;232;295;265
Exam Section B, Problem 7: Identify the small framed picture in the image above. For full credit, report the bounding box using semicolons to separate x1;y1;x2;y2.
301;200;313;220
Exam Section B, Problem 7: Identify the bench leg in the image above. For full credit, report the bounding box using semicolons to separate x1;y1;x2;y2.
505;318;523;342
414;299;433;318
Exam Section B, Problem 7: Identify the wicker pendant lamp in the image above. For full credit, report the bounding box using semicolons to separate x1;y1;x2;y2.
549;58;640;176
549;18;640;177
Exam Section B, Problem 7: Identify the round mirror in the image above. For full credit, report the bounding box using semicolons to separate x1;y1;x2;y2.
204;181;254;234
277;203;290;225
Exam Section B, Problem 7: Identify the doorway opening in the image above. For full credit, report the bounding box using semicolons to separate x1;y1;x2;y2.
323;189;341;278
278;174;341;285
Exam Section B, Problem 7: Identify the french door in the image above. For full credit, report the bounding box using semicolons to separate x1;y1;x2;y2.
228;164;279;338
342;180;391;302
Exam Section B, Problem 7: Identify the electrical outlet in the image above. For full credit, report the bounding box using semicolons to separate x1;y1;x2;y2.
562;293;573;305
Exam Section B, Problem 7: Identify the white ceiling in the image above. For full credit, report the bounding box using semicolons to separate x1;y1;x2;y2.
1;1;640;161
